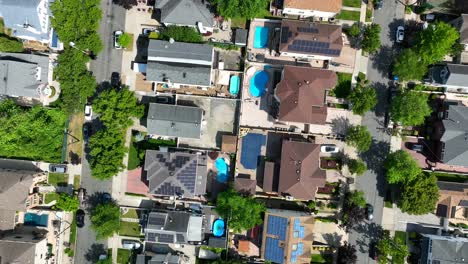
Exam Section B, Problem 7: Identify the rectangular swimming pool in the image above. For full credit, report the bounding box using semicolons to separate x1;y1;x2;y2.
24;213;49;227
253;26;269;49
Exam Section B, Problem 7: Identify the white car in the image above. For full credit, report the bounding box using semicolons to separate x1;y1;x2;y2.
320;144;339;153
84;104;92;121
114;30;123;49
122;240;141;250
396;26;404;43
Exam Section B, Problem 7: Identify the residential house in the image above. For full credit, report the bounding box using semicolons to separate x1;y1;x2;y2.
420;234;468;263
146;103;204;139
436;181;468;222
261;209;314;264
146;40;214;88
0;53;50;100
136;253;181;264
281;0;342;20
278;20;343;60
234;177;257;195
420;0;468;14
0;227;49;264
144;211;204;244
0;159;46;231
234;29;248;47
238;239;260;257
154;0;215;33
274;65;337;125
429;64;468;92
0;0;52;44
143;149;207;198
431;102;468;167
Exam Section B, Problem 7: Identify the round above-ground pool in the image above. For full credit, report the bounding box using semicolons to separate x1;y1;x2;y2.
213;218;225;237
229;75;240;96
250;71;269;97
215;157;228;183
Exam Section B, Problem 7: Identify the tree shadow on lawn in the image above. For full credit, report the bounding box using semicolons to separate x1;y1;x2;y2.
85;243;108;262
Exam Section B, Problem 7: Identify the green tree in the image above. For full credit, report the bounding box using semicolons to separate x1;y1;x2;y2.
346;190;367;208
50;0;103;53
393;49;428;81
361;24;381;53
347;23;361;38
160;26;203;43
211;0;269;19
88;129;127;180
400;173;439;215
390;91;431;126
215;188;266;232
416;21;459;65
93;88;144;129
117;32;132;48
348;159;367;176
96;259;112;264
90;202;120;239
384;150;421;184
55;193;79;211
376;233;410;264
346;125;372;152
348;85;377;115
0;35;24;52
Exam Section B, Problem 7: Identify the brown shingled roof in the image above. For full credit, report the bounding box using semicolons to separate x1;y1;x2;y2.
275;65;337;124
284;0;342;13
221;135;237;153
278;140;326;200
234;177;257;195
436;181;468;218
279;20;343;57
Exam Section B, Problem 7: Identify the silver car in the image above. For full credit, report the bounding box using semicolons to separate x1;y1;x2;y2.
114;30;123;49
396;26;404;43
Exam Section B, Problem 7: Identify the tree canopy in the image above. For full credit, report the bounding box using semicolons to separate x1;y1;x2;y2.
346;125;372;152
160;26;203;43
346;190;367;208
348;159;367;176
0;100;66;163
337;242;357;264
117;33;132;49
384;150;421;184
348;85;377;115
89;129;127;180
55;193;79;211
211;0;269;19
416;21;459;65
341;191;367;231
390;91;431;126
399;172;439;215
393;49;428;81
0;35;24;52
361;24;381;53
90;202;120;239
112;0;137;9
215;188;266;232
376;232;410;264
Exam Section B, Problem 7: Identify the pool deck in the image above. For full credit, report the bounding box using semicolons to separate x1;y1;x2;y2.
247;19;281;55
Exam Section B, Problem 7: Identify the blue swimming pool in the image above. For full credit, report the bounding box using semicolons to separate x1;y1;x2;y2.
229;75;240;95
213;218;225;237
254;26;269;49
250;71;269;97
24;213;48;227
215;158;228;183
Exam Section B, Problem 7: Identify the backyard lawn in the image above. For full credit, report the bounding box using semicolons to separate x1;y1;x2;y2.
343;0;362;7
119;221;141;237
44;193;60;204
311;253;330;263
121;208;139;219
395;231;407;244
117;249;132;264
48;173;69;186
336;10;361;21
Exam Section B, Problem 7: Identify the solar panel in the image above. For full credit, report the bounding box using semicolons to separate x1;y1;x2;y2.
147;232;157;242
297;243;303;254
281;27;289;43
297;27;319;33
148;214;166;226
264;237;285;264
299;226;304;238
176;234;185;243
158;233;174;243
267;215;288;240
294;219;301;231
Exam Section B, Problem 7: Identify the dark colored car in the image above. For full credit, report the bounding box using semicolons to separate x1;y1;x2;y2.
375;0;383;9
83;123;90;141
155;96;174;104
49;164;67;173
111;72;121;88
76;209;85;228
411;144;424;152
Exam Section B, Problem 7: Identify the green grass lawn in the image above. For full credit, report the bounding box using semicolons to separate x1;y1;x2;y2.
343;0;362;7
69;211;77;245
44;193;60;204
384;200;393;208
366;8;373;22
121;209;139;219
48;173;69;186
330;72;352;98
336;10;361;21
119;221;141;237
127;142;140;170
430;171;468;182
128;136;177;170
311;254;328;263
73;175;80;189
117;249;132;264
395;231;407;244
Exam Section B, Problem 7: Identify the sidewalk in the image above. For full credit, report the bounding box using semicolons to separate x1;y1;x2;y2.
351;1;370;86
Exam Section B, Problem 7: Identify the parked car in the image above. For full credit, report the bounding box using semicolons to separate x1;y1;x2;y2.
76;209;85;228
366;204;374;221
320;144;339;153
111;72;121;88
78;188;86;208
142;28;158;36
84;104;92;121
375;0;383;9
411;144;424;152
396;26;405;43
155;96;174;104
421;13;435;22
83;123;90;141
114;30;123;49
122;239;141;250
49;164;67;173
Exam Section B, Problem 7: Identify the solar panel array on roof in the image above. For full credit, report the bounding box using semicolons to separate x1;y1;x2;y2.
148;214;166;226
297;27;319;33
265;237;285;264
293;40;330;48
176;234;185;243
267;215;288;240
146;232;175;243
175;159;197;193
281;27;289;43
299;226;304;238
291;242;304;263
288;40;340;56
294;219;300;230
154;182;184;196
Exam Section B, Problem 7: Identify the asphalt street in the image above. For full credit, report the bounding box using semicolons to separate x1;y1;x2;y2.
347;0;405;263
74;0;126;263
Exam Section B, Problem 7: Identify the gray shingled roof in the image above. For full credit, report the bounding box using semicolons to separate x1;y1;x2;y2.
0;0;51;43
154;0;214;27
147;103;203;139
446;64;468;87
0;53;49;98
143;149;207;197
421;234;468;264
437;181;468;192
146;40;213;87
145;211;203;244
441;105;468;166
0;237;43;263
235;29;248;46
